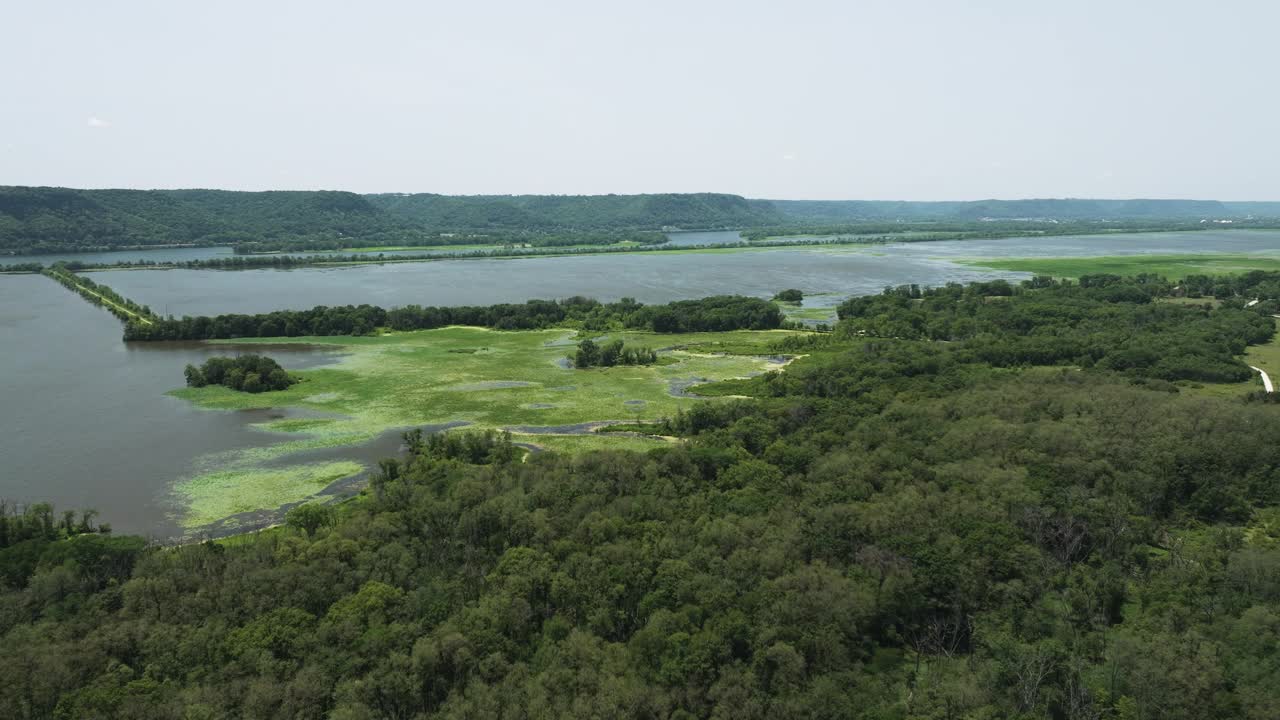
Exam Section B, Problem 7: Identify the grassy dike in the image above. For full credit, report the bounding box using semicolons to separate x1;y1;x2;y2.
961;253;1280;278
42;265;157;325
170;326;804;532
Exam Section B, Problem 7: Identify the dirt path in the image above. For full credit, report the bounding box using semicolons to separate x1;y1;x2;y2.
1250;365;1274;393
75;283;154;325
45;269;154;325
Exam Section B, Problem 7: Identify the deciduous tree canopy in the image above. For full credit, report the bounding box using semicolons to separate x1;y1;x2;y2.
6;274;1280;719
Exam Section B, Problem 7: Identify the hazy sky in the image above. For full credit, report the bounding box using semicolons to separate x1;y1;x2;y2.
3;0;1277;200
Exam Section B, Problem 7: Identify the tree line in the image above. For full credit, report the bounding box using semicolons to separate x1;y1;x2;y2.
123;295;785;341
231;229;669;254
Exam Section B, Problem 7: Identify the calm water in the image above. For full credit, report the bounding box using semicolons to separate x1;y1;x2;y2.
0;275;351;537
0;244;526;266
5;228;1280;536
0;232;733;267
91;247;1027;316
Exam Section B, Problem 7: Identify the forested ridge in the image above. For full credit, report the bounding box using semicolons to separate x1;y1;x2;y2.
365;193;781;233
8;186;1280;255
7;275;1280;718
0;188;781;254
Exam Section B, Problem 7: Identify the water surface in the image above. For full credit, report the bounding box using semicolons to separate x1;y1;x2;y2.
0;275;344;536
91;247;1026;316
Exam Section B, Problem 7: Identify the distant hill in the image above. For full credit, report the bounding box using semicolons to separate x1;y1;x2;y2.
0;188;783;253
156;189;402;242
366;192;783;231
0;187;226;252
0;187;404;252
767;198;1270;222
3;186;1279;253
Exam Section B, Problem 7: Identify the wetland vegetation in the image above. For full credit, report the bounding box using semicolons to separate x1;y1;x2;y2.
164;326;800;532
965;253;1280;279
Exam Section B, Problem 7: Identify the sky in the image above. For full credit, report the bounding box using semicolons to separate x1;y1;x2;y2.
2;0;1277;200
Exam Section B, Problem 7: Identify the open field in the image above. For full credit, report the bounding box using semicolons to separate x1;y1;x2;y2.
962;253;1280;279
169;326;804;530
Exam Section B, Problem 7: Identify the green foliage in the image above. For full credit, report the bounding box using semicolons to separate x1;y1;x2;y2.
8;275;1280;717
419;430;518;465
0;187;782;253
42;264;156;325
284;504;334;538
185;355;296;393
834;276;1272;383
769;197;1275;222
0;501;123;590
367;192;782;232
126;295;784;341
573;338;658;368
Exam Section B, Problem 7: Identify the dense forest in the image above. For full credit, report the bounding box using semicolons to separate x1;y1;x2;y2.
0;188;779;254
122;295;786;341
8;186;1280;255
365;193;781;233
0;188;416;253
831;275;1271;383
5;274;1280;718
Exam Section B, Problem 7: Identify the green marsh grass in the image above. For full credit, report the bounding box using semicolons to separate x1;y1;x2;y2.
170;326;804;529
962;253;1280;279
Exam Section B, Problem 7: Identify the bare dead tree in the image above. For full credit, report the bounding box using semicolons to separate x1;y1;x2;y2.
1013;643;1056;713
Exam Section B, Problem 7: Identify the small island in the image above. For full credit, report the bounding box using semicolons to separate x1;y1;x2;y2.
184;354;297;393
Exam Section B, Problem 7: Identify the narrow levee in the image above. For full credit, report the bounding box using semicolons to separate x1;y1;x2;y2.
42;264;157;326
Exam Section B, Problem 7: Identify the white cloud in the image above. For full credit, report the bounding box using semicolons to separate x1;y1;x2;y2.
87;116;110;128
781;153;797;161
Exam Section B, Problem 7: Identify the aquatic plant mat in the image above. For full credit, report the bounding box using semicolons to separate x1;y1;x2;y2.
170;326;802;533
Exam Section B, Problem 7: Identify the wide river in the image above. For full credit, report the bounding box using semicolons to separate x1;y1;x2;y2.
3;228;1279;536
